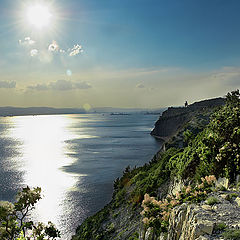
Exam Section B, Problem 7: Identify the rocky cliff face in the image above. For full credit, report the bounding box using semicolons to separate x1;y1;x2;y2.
151;98;225;140
167;188;240;240
142;178;240;240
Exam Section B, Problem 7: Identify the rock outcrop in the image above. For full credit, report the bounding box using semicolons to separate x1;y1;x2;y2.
151;97;225;140
167;189;240;240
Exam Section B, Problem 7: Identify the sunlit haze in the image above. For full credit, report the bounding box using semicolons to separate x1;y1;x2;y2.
0;0;240;108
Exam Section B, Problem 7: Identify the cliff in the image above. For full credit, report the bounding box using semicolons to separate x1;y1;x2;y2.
72;91;240;240
167;187;240;240
151;97;225;141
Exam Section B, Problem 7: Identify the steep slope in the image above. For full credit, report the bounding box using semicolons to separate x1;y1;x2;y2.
151;97;225;141
72;91;240;240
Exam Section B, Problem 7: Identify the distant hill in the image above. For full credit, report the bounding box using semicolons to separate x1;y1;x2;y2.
0;106;165;117
0;107;86;116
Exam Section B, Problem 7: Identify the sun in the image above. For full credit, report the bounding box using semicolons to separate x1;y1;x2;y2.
27;4;52;29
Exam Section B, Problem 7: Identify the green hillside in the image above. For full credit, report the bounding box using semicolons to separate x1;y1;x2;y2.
72;90;240;240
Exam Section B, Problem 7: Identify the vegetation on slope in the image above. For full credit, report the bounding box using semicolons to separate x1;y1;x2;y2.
73;90;240;240
168;90;240;182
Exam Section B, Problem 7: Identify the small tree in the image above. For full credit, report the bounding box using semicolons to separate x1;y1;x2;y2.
0;186;60;240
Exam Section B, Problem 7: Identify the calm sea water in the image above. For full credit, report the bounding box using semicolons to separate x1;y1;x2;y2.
0;113;162;239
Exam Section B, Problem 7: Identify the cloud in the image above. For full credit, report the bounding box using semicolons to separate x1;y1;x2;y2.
0;80;16;88
27;80;92;91
48;41;59;52
30;49;38;57
69;44;83;56
50;80;74;91
19;37;35;45
208;67;240;87
136;83;145;88
18;36;83;61
74;81;92;89
28;84;48;91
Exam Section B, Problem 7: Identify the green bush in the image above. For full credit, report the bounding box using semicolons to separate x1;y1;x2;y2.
206;196;219;205
214;222;227;233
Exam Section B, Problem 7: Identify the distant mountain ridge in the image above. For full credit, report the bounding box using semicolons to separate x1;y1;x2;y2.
0;106;165;117
0;107;86;116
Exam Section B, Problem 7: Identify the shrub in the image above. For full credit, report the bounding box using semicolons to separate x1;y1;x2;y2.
206;196;219;205
141;175;217;237
214;222;227;233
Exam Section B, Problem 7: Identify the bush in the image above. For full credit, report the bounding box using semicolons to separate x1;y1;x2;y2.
206;196;219;205
214;222;227;232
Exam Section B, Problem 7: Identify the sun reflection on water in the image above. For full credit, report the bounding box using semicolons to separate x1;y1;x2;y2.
6;115;91;238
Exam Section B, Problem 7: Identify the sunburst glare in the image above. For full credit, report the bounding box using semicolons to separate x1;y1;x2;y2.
26;4;52;29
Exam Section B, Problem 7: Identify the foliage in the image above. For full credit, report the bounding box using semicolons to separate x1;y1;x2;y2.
222;228;240;240
225;193;239;202
72;206;109;240
214;222;227;233
168;90;240;182
127;232;139;240
183;129;194;144
206;196;219;205
0;186;60;240
129;148;179;203
141;175;216;238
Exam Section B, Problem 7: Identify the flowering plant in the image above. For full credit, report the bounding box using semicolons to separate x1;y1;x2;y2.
141;175;216;237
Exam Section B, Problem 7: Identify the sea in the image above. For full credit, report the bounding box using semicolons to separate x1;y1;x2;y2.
0;113;163;239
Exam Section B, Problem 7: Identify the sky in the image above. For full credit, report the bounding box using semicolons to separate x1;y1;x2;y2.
0;0;240;109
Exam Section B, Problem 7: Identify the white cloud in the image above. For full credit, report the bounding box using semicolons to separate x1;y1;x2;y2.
69;44;83;56
27;80;92;91
19;37;35;45
0;80;16;88
48;41;59;52
30;49;38;57
19;36;83;61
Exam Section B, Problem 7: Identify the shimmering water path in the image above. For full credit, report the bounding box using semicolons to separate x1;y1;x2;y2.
0;113;162;239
